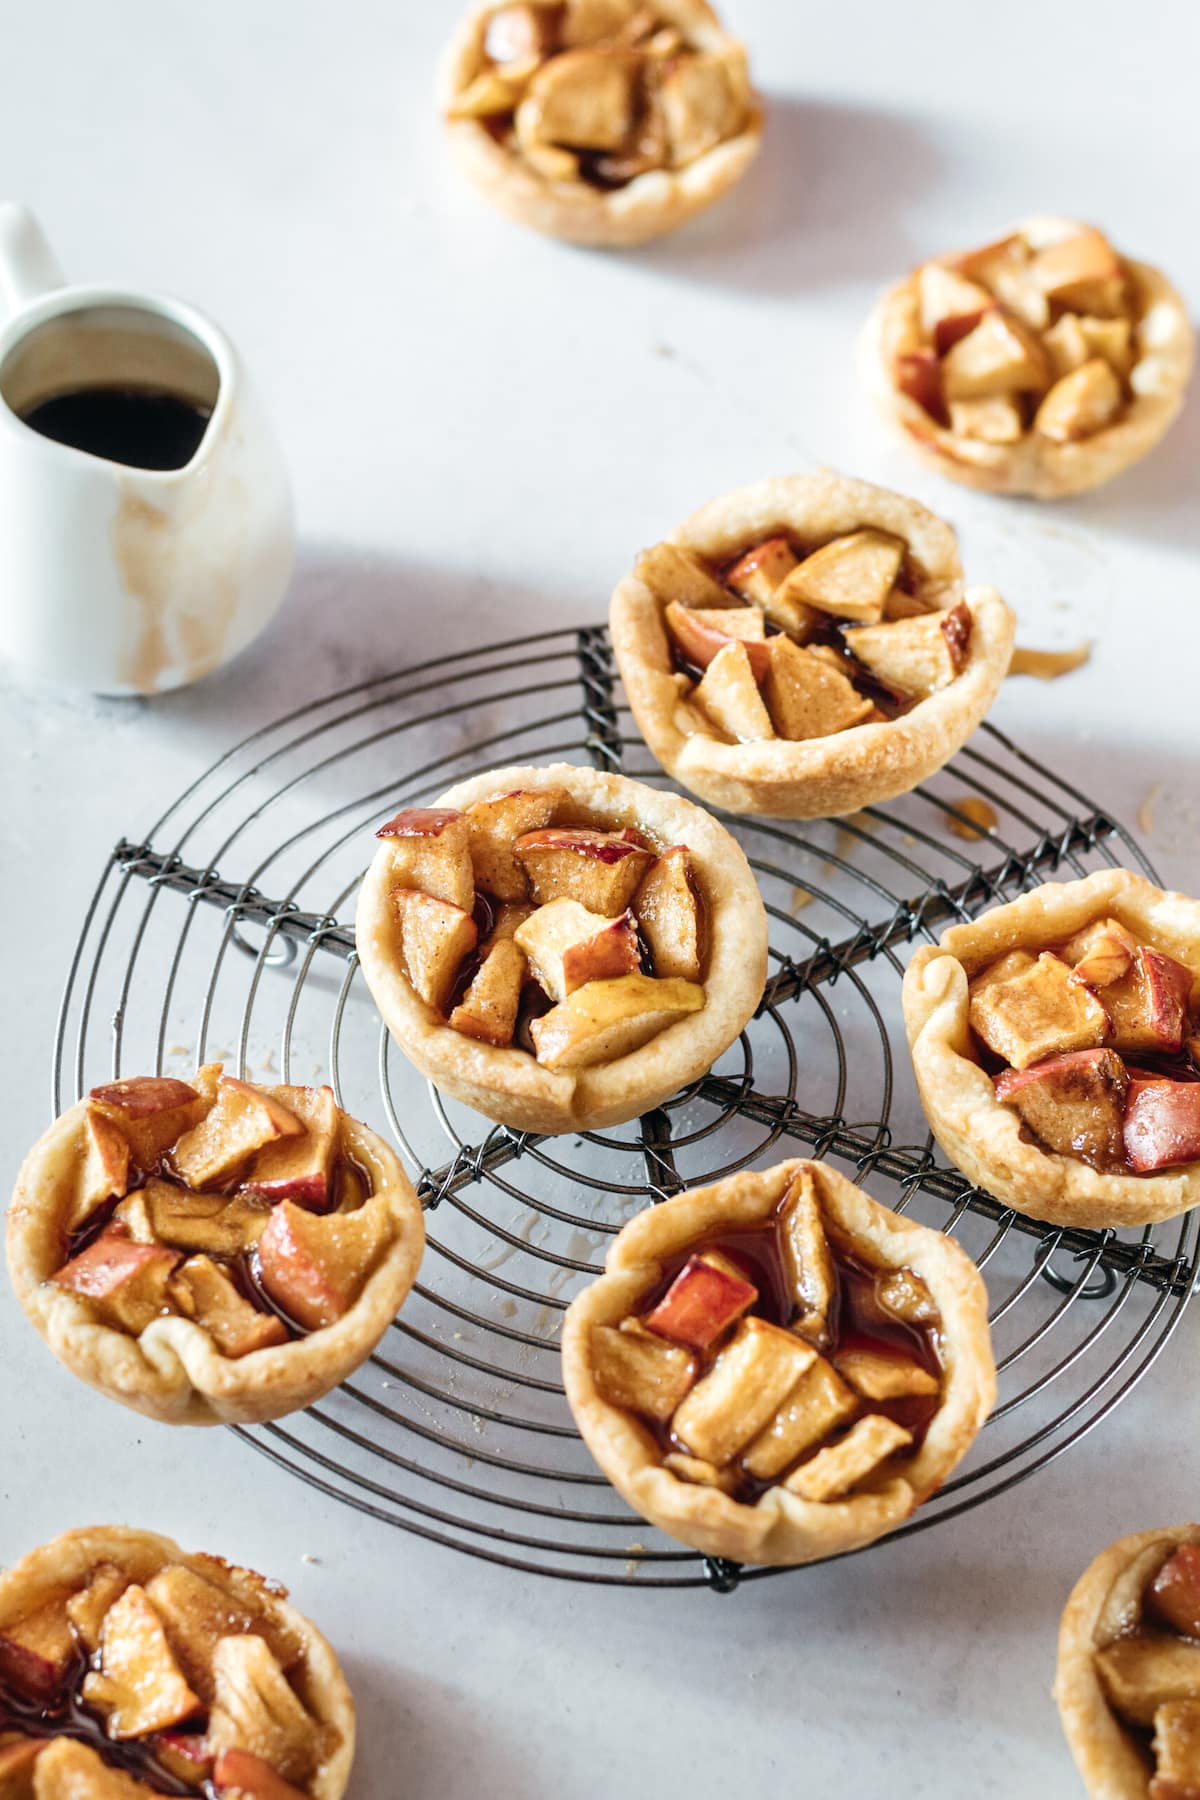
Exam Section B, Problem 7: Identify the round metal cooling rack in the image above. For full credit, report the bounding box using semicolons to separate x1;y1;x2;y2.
53;625;1199;1591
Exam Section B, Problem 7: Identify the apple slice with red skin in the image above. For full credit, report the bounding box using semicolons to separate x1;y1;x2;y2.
895;348;948;426
664;601;771;680
154;1730;215;1787
375;806;474;911
1105;948;1194;1056
1149;1545;1200;1639
51;1227;182;1335
994;1048;1128;1166
0;1590;76;1704
88;1072;215;1174
0;1733;42;1791
172;1078;304;1191
643;1252;758;1351
464;787;569;901
258;1197;392;1331
1123;1078;1200;1174
70;1104;132;1230
634;846;703;982
933;309;987;356
724;536;798;606
514;828;655;916
212;1748;309;1800
243;1085;340;1211
514;898;641;1003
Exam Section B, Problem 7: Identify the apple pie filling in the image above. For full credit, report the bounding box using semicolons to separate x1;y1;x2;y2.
589;1168;944;1505
46;1069;394;1350
638;532;973;746
445;1;751;190
376;789;711;1070
0;1547;343;1797
969;920;1200;1176
1090;1543;1200;1797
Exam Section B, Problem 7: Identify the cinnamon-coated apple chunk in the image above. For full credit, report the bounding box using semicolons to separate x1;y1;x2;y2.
844;602;971;700
1031;226;1125;315
779;1169;836;1344
635;541;732;610
243;1085;340;1211
724;536;797;606
672;1318;816;1466
834;1348;940;1402
940;308;1049;401
778;529;905;625
1150;1546;1200;1640
692;640;776;741
917;262;990;335
876;1267;938;1326
520;47;636;151
994;1048;1128;1165
375;806;475;911
66;1563;130;1654
1123;1080;1200;1174
1063;916;1138;989
969;952;1109;1069
50;1228;181;1334
740;1354;857;1481
1035;358;1123;443
1153;1699;1200;1793
448;938;527;1045
947;394;1024;444
154;1730;215;1786
0;1591;76;1702
172;1078;304;1190
514;898;640;1002
513;827;655;916
169;1256;289;1358
72;1106;131;1228
659;49;743;167
88;1074;212;1173
1095;1633;1200;1728
464;788;568;901
590;1321;696;1421
144;1562;295;1705
83;1584;201;1739
642;1252;757;1351
258;1196;392;1331
212;1748;309;1800
116;1181;269;1257
393;888;478;1013
206;1635;327;1786
1105;948;1193;1055
783;1414;912;1502
762;637;874;740
634;847;702;982
664;601;770;680
529;971;704;1070
26;1738;162;1797
661;1452;739;1494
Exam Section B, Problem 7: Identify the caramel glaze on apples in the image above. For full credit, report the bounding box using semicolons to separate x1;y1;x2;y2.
0;1652;203;1795
636;1209;942;1505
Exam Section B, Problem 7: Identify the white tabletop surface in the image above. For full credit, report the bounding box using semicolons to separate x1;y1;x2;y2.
2;3;1198;1795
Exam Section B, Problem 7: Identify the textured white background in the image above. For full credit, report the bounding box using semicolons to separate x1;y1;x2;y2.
1;3;1197;1794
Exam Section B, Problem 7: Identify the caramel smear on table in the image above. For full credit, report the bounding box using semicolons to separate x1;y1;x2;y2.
1008;642;1092;680
947;797;999;840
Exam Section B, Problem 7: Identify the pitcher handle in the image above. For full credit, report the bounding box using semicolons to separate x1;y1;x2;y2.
0;205;65;322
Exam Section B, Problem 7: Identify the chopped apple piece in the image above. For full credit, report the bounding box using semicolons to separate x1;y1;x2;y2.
514;898;640;1003
1095;1632;1200;1728
207;1636;326;1786
784;1415;913;1501
170;1256;289;1358
530;971;703;1070
1153;1699;1200;1791
447;67;532;119
590;1321;696;1421
918;262;992;335
144;1563;279;1705
968;952;1109;1070
393;889;478;1014
662;1453;739;1493
83;1584;201;1739
485;2;558;63
258;1195;392;1330
895;348;947;424
725;536;798;607
1150;1545;1200;1639
643;1252;757;1351
779;1169;836;1344
0;1734;42;1792
634;847;702;982
525;47;635;150
50;1227;181;1335
780;529;905;625
212;1748;309;1800
994;1048;1128;1165
243;1085;339;1210
117;1180;270;1257
660;50;744;167
374;807;474;911
0;1589;76;1702
464;787;569;901
763;637;874;740
876;1268;939;1327
948;395;1024;443
741;1355;857;1480
172;1078;304;1190
941;309;1049;401
154;1731;215;1787
1080;314;1134;377
449;938;527;1046
65;1562;131;1656
70;1105;132;1230
672;1318;816;1466
950;232;1049;330
635;541;732;609
1031;227;1125;315
844;604;971;700
834;1348;939;1402
1035;358;1122;443
692;640;775;742
481;901;536;950
1043;313;1090;378
513;827;654;916
1124;1080;1200;1175
664;600;770;680
88;1073;213;1174
1063;916;1138;990
933;310;990;357
28;1738;162;1798
1105;948;1193;1055
561;0;637;46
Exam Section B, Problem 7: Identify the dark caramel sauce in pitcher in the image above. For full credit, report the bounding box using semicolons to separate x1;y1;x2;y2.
19;386;212;471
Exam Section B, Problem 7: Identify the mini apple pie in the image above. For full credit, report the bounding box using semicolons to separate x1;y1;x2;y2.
609;470;1015;818
1056;1524;1200;1799
0;1523;354;1797
903;870;1200;1230
8;1069;424;1425
561;1158;994;1564
440;0;762;246
862;217;1194;499
355;762;767;1135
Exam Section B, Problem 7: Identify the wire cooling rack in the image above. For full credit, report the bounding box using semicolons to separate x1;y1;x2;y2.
53;625;1198;1590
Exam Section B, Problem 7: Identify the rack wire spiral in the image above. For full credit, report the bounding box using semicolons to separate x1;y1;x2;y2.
52;625;1198;1590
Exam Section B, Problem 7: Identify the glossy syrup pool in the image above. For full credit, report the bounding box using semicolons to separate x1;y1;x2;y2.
0;1654;210;1796
19;385;212;471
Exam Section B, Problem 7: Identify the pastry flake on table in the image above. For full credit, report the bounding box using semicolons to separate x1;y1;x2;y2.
354;762;768;1134
609;470;1015;818
561;1158;995;1564
903;869;1200;1228
440;0;763;245
7;1072;424;1425
861;218;1194;499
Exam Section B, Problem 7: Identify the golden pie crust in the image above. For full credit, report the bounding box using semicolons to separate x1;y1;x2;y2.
560;1158;995;1565
355;762;767;1135
0;1523;355;1798
903;869;1200;1229
440;0;763;247
1055;1524;1200;1800
609;470;1015;818
861;216;1195;500
7;1092;425;1427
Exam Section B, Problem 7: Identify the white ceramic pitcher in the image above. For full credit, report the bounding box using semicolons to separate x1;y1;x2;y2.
0;204;294;694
